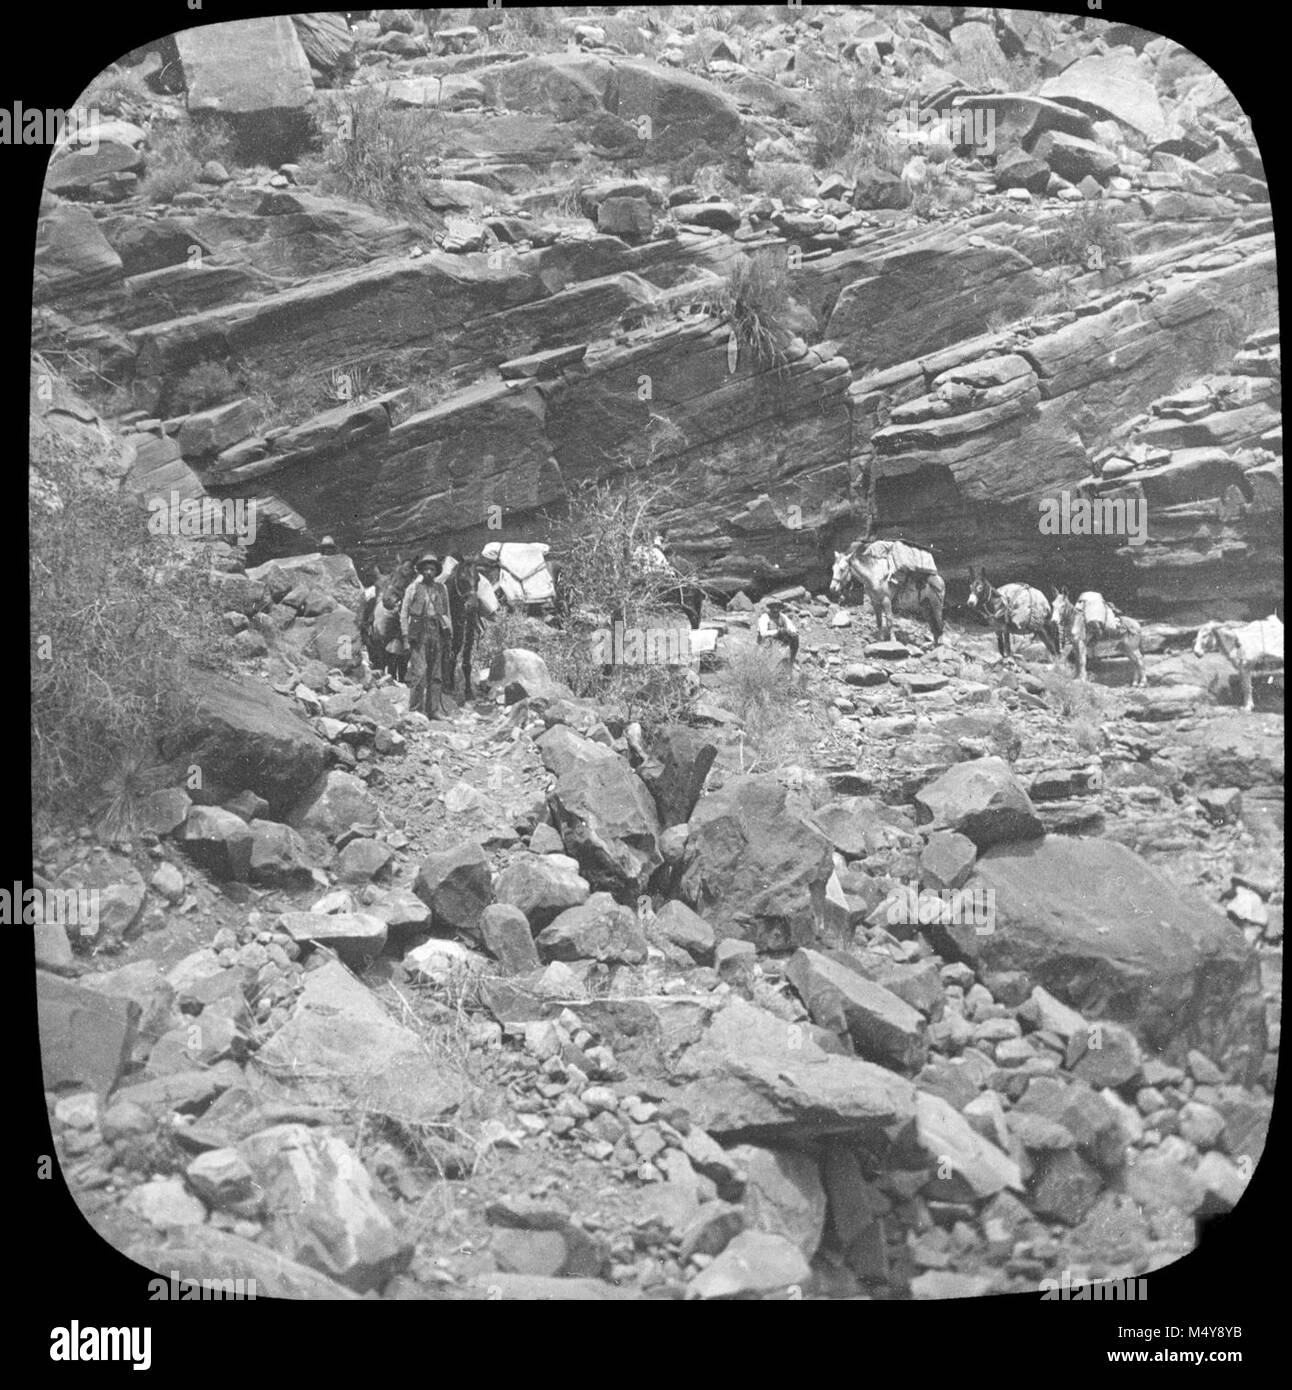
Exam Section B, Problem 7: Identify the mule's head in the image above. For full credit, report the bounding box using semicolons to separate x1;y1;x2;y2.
1051;588;1073;630
1193;622;1220;659
829;551;851;596
965;566;990;610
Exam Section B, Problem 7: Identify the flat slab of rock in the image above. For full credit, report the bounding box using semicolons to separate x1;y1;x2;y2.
684;1230;810;1299
671;998;917;1141
785;949;928;1072
258;961;468;1124
277;912;387;967
38;973;140;1100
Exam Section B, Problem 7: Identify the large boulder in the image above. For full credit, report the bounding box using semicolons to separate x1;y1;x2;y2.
160;672;328;818
679;775;834;951
1038;51;1171;144
538;726;661;895
174;17;317;161
945;837;1265;1083
637;728;718;828
291;13;357;86
914;757;1043;848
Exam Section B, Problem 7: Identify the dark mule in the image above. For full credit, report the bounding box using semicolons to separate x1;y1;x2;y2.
361;558;416;681
445;556;487;698
966;567;1061;661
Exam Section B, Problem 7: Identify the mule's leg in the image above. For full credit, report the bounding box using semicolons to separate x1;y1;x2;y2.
1124;633;1146;687
881;593;894;641
1240;665;1254;712
997;626;1009;660
924;594;944;646
1075;637;1088;681
462;618;477;698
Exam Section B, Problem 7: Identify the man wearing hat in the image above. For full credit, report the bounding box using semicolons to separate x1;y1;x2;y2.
401;553;452;717
319;535;339;556
756;599;799;666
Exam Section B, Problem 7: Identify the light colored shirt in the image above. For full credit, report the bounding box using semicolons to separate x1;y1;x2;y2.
400;575;450;641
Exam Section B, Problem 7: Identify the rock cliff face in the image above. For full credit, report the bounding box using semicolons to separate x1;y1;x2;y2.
34;8;1278;619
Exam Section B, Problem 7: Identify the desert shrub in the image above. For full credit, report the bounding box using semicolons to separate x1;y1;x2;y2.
1042;202;1131;272
30;431;236;830
809;66;891;167
1038;665;1107;730
752;160;816;202
138;117;235;201
169;361;239;414
313;87;441;229
698;253;795;369
75;63;152;118
489;6;567;50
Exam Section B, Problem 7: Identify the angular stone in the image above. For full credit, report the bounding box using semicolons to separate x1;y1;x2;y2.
914;757;1043;848
652;900;716;964
38;973;140;1100
535;893;648;966
671;998;917;1141
493;854;590;928
915;1090;1023;1201
277;912;387;968
239;1124;411;1292
248;818;319;885
919;831;977;891
414;842;493;933
785;949;928;1072
684;1230;810;1300
479;903;540;975
680;774;835;952
538;725;661;895
728;1145;827;1260
258;961;469;1123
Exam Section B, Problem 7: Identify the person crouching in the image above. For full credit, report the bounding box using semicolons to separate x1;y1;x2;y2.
402;552;452;719
757;600;799;666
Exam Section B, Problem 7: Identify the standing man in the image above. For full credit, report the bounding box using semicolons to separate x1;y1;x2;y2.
756;600;799;666
401;553;452;718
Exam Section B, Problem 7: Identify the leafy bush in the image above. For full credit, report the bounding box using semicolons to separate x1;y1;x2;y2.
30;431;236;830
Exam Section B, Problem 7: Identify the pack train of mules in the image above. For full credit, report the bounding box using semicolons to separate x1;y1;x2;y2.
829;539;1282;712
